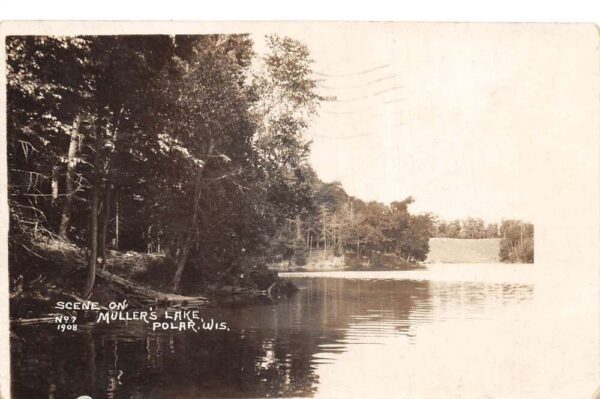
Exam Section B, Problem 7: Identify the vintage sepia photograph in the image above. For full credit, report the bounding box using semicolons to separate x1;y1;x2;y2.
1;22;599;398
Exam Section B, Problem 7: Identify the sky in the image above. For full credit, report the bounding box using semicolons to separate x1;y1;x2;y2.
250;23;597;223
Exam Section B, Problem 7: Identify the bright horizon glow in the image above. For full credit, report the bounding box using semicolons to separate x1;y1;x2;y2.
253;24;596;224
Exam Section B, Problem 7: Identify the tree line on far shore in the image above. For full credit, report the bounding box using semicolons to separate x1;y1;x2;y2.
278;181;433;266
430;217;534;263
431;217;499;239
497;220;534;263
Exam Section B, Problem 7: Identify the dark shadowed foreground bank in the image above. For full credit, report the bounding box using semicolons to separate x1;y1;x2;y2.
9;238;297;325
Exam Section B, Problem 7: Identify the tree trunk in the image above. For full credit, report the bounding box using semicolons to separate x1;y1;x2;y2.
83;179;99;297
172;173;203;293
51;165;59;204
59;116;81;239
172;232;192;293
99;185;111;269
114;190;119;250
171;138;214;293
295;215;302;240
83;118;102;298
305;223;310;249
520;225;523;246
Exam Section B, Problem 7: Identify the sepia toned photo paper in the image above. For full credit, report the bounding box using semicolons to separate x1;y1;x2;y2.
0;21;599;399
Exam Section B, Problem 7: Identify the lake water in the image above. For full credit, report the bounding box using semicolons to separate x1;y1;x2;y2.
10;264;598;398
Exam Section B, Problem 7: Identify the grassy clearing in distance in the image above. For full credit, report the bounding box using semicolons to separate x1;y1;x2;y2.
426;238;501;263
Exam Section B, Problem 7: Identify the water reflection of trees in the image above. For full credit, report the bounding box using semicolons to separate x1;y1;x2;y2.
11;278;534;398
